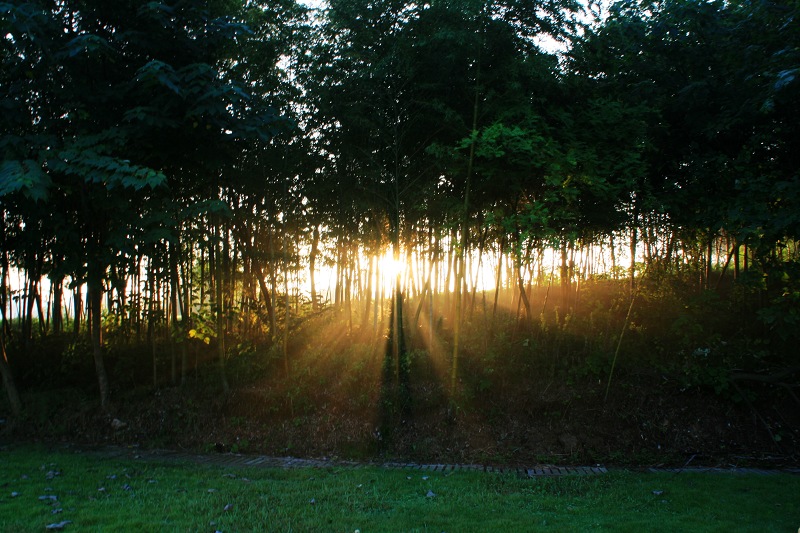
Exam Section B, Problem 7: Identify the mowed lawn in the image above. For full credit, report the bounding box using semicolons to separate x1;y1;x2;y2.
1;445;798;532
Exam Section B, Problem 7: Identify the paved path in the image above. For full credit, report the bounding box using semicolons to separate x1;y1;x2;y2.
74;446;799;477
81;446;605;476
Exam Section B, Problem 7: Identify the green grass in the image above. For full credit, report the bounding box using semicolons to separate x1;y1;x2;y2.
0;446;798;532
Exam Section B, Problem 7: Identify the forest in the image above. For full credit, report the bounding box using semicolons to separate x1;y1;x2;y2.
1;0;798;465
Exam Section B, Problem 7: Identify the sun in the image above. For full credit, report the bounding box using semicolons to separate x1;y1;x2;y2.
377;250;403;285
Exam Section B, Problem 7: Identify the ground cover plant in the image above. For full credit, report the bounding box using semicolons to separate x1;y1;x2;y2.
0;445;798;532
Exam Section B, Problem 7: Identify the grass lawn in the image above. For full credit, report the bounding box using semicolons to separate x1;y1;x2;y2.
1;445;798;532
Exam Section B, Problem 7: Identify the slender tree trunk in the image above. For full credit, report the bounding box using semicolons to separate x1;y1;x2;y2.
253;258;274;328
24;274;36;343
509;238;518;310
0;210;9;338
282;202;290;377
402;236;414;299
213;225;230;394
413;241;436;332
133;255;142;342
180;239;191;385
373;255;381;331
268;226;278;338
644;220;654;268
392;240;401;383
310;225;320;311
169;240;180;385
0;270;9;339
334;240;342;309
345;245;353;333
148;261;158;388
294;233;301;315
743;244;749;272
468;227;486;320
516;249;533;326
73;284;82;336
88;267;110;410
560;240;569;312
705;233;714;290
51;277;62;335
451;46;482;395
355;245;363;304
0;334;22;416
540;257;556;319
35;275;46;337
490;234;505;337
362;253;374;327
629;213;638;294
444;229;453;312
715;240;737;290
609;234;617;279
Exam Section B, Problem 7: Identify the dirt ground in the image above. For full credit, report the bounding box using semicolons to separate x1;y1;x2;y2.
3;365;797;469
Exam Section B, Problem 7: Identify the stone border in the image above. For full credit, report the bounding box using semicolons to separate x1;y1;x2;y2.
82;446;608;477
648;466;800;476
65;446;800;477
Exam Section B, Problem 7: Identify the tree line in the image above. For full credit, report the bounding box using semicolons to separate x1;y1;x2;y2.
1;0;798;414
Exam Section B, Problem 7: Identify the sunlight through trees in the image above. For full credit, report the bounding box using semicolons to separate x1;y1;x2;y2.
1;0;798;421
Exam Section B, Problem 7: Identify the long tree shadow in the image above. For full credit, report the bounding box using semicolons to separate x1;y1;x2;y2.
378;288;412;446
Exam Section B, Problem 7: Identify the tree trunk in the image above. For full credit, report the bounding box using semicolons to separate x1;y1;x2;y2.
35;278;46;337
0;210;9;338
169;240;180;385
444;228;454;312
451;51;481;395
251;259;275;336
516;251;533;326
282;215;290;377
73;284;83;336
560;241;569;311
743;244;749;272
51;276;63;335
345;245;353;333
413;241;436;333
629;216;638;294
373;255;381;330
489;235;505;337
88;271;110;410
610;234;617;279
310;225;320;311
180;243;191;385
705;233;714;290
362;253;374;327
213;227;230;394
268;226;278;338
715;241;737;290
148;261;158;388
468;227;486;320
0;332;22;416
24;274;36;343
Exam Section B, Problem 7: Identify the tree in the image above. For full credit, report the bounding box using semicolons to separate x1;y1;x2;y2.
573;0;800;363
1;0;287;407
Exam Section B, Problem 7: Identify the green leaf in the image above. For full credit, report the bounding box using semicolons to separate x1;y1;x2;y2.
136;60;182;95
0;160;52;201
64;34;114;58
